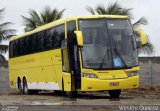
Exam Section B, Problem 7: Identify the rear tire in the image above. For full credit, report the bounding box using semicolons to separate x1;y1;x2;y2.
23;78;38;95
23;78;29;94
17;79;23;94
108;89;121;98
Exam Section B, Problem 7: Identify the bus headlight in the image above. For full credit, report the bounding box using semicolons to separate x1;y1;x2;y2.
81;73;98;78
127;71;139;77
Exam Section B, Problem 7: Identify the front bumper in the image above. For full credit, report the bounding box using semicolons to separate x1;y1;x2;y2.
81;75;139;91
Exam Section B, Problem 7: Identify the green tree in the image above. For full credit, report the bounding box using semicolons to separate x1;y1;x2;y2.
86;2;153;55
0;8;16;56
133;17;154;55
22;6;65;32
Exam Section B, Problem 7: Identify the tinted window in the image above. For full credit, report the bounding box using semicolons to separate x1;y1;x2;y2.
53;24;65;48
14;40;20;56
26;36;32;53
13;41;16;57
10;24;65;58
45;29;53;50
31;34;38;53
19;38;26;55
9;41;13;58
67;21;76;39
37;31;45;51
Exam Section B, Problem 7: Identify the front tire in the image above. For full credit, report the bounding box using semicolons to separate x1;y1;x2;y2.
108;89;121;98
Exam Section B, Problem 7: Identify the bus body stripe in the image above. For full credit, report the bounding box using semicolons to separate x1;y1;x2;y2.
27;82;59;90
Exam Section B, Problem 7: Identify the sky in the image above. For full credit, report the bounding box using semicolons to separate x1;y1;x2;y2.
0;0;160;59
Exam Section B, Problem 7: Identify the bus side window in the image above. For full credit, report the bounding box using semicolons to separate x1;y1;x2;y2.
23;37;27;55
45;29;53;50
15;39;20;57
19;38;25;55
13;41;16;57
53;24;65;48
37;31;44;51
9;41;13;58
66;21;76;39
52;30;58;48
26;35;32;54
31;34;38;53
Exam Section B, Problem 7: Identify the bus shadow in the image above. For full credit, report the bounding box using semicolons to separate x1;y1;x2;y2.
50;91;135;100
76;93;134;100
8;91;135;101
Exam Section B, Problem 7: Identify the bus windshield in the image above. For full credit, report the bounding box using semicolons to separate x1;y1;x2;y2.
79;19;138;69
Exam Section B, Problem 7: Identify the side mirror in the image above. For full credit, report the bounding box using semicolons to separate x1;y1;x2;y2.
134;29;147;45
74;31;84;47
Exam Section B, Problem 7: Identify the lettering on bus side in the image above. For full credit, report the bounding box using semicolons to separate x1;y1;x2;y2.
12;58;35;65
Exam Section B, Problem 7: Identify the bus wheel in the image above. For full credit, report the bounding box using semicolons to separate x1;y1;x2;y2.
108;89;121;98
23;78;30;95
66;91;77;98
17;78;23;94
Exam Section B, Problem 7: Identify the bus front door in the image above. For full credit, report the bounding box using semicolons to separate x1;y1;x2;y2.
61;39;81;94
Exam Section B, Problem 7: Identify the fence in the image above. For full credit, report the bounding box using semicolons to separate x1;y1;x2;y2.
139;57;160;89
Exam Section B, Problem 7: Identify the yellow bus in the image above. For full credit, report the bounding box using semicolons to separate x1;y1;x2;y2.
9;15;147;98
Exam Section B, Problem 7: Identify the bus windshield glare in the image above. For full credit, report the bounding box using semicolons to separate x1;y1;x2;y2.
79;19;138;69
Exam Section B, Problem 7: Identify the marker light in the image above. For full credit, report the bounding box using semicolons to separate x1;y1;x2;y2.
127;71;139;77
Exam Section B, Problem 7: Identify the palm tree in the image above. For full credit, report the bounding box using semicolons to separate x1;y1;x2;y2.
0;8;16;56
86;2;153;55
22;6;65;32
133;17;154;55
86;2;133;18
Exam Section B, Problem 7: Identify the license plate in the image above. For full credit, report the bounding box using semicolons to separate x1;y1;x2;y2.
110;82;119;86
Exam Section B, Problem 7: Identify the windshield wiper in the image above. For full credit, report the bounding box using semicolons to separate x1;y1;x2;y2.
113;47;128;68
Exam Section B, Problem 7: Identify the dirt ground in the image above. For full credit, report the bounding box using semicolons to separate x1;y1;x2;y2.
0;90;160;105
0;90;160;111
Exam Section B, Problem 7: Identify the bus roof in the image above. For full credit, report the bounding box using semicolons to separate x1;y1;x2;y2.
10;15;129;41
